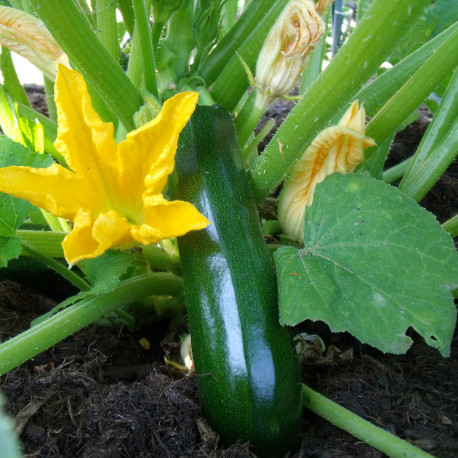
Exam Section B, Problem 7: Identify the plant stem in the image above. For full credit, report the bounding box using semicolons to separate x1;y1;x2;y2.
248;0;432;204
131;0;158;98
26;0;143;131
0;273;183;375
96;0;119;61
302;384;435;458
236;98;265;150
355;23;457;118
241;118;275;164
442;215;458;238
383;157;411;183
399;68;458;199
398;119;458;202
141;244;181;275
362;27;458;176
20;241;90;291
17;230;65;258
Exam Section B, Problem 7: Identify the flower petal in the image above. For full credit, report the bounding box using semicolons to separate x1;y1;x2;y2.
131;195;210;245
278;101;375;243
117;92;198;202
62;209;132;264
54;65;119;207
0;163;98;219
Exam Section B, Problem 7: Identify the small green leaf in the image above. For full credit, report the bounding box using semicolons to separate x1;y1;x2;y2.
79;249;133;295
0;137;52;266
274;173;458;356
0;236;21;267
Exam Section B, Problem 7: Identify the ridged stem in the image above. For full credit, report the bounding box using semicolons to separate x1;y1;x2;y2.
0;273;183;375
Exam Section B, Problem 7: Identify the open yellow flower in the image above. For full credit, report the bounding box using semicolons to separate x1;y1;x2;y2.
278;101;375;242
0;65;209;264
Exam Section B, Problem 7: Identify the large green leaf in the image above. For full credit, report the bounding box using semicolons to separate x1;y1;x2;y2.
0;136;53;266
274;173;458;356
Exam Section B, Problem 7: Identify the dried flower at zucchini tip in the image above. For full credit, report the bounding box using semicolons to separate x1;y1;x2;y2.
0;6;68;80
278;101;376;243
0;65;209;265
255;0;325;109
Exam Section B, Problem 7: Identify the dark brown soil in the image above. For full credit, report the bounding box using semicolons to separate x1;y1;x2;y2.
0;88;456;458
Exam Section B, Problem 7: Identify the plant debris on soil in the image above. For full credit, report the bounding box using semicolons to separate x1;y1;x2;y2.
0;87;457;458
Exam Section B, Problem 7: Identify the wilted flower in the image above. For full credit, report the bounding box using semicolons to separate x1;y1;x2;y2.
255;0;324;108
0;6;68;80
315;0;335;16
0;65;209;265
278;101;375;242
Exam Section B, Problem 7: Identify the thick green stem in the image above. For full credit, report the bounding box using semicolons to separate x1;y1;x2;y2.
0;273;183;375
362;27;458;175
399;68;458;198
248;0;432;204
302;384;434;457
397;120;458;202
25;0;143;131
117;0;135;37
96;0;119;61
17;230;64;258
355;23;457;118
130;0;158;97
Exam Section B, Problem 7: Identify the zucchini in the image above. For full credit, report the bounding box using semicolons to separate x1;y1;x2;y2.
172;105;302;457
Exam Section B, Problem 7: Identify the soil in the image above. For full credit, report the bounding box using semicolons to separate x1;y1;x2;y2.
0;88;457;458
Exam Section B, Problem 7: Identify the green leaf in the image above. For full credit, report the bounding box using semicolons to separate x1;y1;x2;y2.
274;173;458;356
0;137;53;266
79;249;133;295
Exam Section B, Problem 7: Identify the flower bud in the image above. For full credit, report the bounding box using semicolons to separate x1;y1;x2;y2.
278;101;376;242
152;0;184;25
255;0;324;108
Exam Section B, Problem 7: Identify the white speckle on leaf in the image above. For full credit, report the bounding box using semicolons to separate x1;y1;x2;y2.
373;292;388;308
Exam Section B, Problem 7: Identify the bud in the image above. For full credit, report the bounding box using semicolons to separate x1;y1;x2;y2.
255;0;324;108
0;6;68;80
278;101;376;242
152;0;185;25
194;2;221;50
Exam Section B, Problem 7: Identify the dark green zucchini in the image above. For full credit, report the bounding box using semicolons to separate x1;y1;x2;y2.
172;105;302;457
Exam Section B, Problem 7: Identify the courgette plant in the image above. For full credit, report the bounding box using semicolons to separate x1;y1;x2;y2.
0;1;456;457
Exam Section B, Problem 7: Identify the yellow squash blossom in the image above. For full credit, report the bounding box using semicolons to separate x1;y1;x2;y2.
278;101;375;242
0;65;209;264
